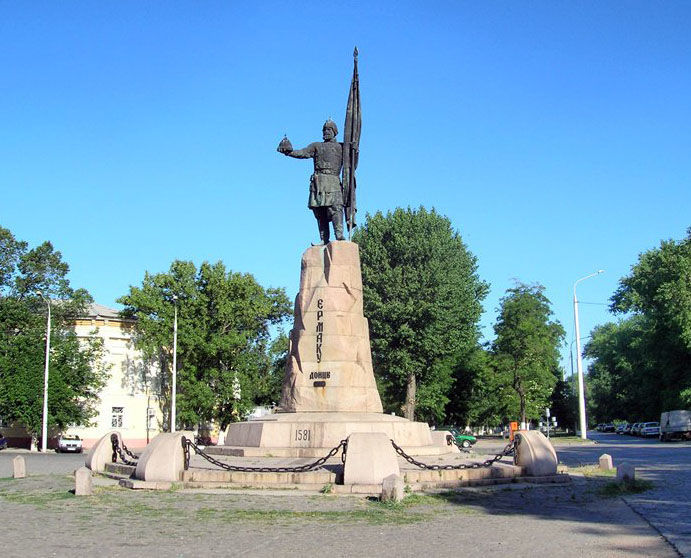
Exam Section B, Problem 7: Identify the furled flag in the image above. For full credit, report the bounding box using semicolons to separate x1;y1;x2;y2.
342;47;361;236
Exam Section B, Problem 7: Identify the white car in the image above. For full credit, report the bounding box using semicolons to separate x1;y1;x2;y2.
56;434;83;453
640;422;660;438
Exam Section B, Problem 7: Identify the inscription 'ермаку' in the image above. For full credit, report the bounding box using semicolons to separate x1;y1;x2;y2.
316;298;324;362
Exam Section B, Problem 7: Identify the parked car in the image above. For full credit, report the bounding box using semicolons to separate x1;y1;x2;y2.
439;426;478;448
640;422;660;438
660;410;691;441
0;431;7;450
630;423;642;436
616;423;628;434
623;423;633;435
602;423;616;432
56;434;83;453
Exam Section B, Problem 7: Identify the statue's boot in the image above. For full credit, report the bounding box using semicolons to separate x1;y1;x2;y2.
332;210;346;241
311;220;330;246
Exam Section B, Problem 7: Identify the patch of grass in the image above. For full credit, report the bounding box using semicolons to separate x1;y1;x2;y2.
570;465;618;477
598;479;654;498
0;488;75;506
193;506;427;525
319;482;333;494
549;436;595;444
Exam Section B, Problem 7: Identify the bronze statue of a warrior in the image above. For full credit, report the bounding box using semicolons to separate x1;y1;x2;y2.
277;119;345;244
278;48;361;245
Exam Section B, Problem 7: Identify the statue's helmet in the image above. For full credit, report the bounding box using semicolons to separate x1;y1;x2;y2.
323;119;338;136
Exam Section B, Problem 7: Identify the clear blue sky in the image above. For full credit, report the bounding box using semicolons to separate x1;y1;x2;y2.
2;3;690;378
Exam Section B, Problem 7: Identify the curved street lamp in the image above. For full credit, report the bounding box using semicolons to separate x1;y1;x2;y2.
573;270;604;440
36;291;51;452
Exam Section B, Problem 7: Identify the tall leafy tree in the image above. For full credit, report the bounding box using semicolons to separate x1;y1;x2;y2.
0;226;107;445
586;228;691;420
118;260;291;430
491;283;565;426
353;207;488;422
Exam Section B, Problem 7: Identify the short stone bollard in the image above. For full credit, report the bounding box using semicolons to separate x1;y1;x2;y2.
381;474;405;503
599;453;614;471
617;462;636;484
75;467;93;496
13;456;26;479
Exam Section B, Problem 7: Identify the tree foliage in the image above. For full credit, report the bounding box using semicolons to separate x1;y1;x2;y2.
353;207;488;422
0;226;107;441
491;283;565;425
586;229;691;421
118;260;291;430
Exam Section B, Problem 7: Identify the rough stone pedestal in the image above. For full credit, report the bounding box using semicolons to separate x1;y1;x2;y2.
220;242;448;458
280;241;382;413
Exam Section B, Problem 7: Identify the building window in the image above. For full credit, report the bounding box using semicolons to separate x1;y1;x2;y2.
111;406;124;428
147;407;156;430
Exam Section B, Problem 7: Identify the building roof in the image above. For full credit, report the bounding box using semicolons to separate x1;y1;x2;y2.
85;303;124;319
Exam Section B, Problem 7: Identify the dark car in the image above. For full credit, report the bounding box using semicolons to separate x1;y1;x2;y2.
0;432;7;450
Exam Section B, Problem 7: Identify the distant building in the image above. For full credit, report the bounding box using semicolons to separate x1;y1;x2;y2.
1;303;165;450
69;303;164;448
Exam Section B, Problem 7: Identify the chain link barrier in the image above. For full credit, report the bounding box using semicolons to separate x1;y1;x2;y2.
391;438;515;470
110;433;139;467
181;436;348;473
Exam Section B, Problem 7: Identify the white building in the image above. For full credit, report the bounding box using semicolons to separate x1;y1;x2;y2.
68;303;165;449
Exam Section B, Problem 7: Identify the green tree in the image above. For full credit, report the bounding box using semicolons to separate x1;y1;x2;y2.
491;283;565;426
449;345;515;427
353;207;488;422
586;228;691;419
584;317;658;422
118;260;291;430
610;228;691;410
0;226;108;445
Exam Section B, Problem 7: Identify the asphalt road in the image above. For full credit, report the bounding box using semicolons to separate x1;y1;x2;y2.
557;431;691;556
0;448;86;477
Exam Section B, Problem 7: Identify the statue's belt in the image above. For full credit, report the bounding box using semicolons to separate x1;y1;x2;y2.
313;169;339;176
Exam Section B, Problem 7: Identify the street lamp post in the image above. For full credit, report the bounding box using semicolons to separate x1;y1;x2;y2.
573;270;604;440
36;291;51;452
171;295;178;433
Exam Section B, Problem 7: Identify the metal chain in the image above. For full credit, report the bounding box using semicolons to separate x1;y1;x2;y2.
181;436;348;473
110;434;138;467
391;439;514;470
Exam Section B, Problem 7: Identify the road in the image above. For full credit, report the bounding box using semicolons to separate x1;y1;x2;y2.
0;449;85;477
556;431;691;557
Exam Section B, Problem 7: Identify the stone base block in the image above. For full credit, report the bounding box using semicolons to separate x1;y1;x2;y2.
13;456;26;479
134;431;193;482
216;412;449;458
74;467;93;496
513;430;558;476
343;432;400;485
85;430;122;473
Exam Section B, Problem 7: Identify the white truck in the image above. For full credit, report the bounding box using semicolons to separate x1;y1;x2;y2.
659;410;691;441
